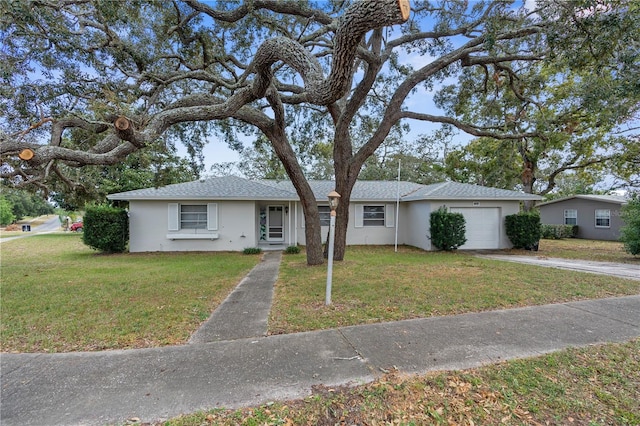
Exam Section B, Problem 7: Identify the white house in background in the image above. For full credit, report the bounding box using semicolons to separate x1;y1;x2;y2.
106;176;542;252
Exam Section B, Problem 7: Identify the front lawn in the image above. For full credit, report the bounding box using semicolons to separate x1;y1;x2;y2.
269;245;640;334
0;234;260;352
2;237;638;353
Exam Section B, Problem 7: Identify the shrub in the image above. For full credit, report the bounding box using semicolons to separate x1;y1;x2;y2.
285;245;301;254
82;205;129;253
541;224;577;239
243;247;263;255
0;196;16;226
429;206;466;251
505;212;541;250
620;195;640;256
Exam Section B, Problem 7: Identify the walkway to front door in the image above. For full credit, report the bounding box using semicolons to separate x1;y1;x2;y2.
189;251;282;343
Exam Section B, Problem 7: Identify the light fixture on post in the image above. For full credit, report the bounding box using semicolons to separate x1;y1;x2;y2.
325;190;341;305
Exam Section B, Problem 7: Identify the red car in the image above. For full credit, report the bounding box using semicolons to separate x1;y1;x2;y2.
70;222;83;232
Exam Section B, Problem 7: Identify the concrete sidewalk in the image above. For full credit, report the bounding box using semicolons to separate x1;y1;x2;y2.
2;294;639;426
189;251;281;343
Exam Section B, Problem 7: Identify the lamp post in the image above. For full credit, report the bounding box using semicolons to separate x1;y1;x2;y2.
325;190;341;305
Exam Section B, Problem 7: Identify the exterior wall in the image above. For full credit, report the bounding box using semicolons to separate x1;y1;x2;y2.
128;200;257;252
539;199;624;241
403;200;432;250
294;202;400;246
293;199;520;250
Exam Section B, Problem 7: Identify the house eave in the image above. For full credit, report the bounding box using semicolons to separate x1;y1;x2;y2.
402;196;542;202
106;195;296;202
537;195;627;207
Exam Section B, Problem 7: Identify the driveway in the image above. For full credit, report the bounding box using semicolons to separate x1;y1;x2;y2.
476;254;640;281
0;216;61;244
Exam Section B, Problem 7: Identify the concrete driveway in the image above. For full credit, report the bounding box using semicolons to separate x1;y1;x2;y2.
476;254;640;281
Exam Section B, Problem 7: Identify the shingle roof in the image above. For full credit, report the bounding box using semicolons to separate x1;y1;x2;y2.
260;180;425;201
107;176;539;202
537;194;628;206
401;181;542;201
107;175;296;201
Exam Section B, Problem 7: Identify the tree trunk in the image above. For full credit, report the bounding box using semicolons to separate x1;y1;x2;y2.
263;114;325;265
332;145;359;261
521;158;536;212
300;196;325;266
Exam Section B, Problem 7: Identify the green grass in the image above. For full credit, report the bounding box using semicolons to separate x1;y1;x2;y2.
1;234;260;352
268;245;640;334
160;339;640;426
511;238;639;264
2;238;639;353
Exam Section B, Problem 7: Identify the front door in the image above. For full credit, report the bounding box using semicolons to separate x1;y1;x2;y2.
267;205;284;242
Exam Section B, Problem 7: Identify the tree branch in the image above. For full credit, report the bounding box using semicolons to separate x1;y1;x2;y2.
401;111;540;140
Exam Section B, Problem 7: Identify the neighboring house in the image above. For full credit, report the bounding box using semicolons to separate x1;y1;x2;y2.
107;176;541;252
538;195;628;241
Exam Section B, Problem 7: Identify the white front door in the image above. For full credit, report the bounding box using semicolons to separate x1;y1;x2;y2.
267;205;284;242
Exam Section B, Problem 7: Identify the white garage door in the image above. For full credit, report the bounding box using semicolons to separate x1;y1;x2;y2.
450;207;500;249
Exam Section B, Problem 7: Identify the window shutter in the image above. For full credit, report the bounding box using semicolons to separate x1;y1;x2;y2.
355;204;364;228
168;203;179;231
207;203;218;230
385;204;395;228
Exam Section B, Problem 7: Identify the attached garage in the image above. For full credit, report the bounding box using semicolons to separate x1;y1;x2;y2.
450;207;501;249
401;182;541;251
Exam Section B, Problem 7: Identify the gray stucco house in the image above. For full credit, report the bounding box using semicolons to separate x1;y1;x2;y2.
538;194;628;241
107;176;541;252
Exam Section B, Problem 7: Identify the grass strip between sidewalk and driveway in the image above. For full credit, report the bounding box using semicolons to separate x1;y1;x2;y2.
503;238;639;264
160;338;640;426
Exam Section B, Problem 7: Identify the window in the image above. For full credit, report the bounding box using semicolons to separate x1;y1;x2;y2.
363;205;385;227
595;209;610;228
181;205;207;229
168;203;218;231
318;205;331;226
564;209;577;225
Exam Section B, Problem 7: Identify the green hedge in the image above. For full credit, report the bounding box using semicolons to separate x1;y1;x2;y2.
620;196;640;256
541;224;578;239
285;245;301;254
505;212;541;250
82;205;129;253
243;247;263;255
429;206;466;251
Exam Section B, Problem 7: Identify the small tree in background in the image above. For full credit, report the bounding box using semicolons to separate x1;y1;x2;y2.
0;196;16;226
429;206;467;251
82;205;129;253
505;212;541;250
620;195;640;256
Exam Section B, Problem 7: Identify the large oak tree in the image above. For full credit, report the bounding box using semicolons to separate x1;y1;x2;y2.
1;0;638;264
